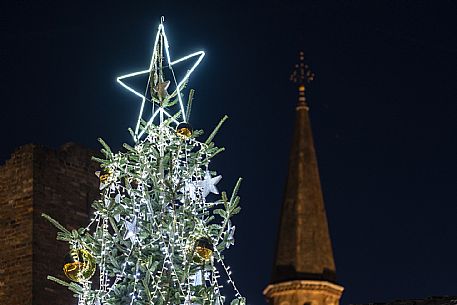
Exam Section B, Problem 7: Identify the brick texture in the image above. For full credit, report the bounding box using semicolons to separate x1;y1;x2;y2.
0;143;100;305
0;144;34;305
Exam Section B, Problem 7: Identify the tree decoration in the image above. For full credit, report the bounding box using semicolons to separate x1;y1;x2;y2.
194;237;214;262
43;18;245;305
116;17;205;142
63;248;96;283
123;216;138;243
176;122;193;138
96;168;112;183
154;80;171;102
199;171;222;197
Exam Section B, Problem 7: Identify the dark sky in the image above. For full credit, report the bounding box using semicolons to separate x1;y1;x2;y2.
1;1;456;305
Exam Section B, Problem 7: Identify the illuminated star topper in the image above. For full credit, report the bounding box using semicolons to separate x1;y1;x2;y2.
116;18;205;141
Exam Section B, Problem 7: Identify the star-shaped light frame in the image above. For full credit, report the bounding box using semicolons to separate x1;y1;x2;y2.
116;21;205;141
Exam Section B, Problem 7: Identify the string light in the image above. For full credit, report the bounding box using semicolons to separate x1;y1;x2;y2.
46;19;244;305
116;20;205;141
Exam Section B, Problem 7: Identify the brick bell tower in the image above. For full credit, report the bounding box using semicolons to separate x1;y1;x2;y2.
0;143;100;305
263;53;344;305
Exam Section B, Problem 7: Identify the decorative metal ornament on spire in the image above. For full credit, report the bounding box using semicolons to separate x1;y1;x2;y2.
290;51;315;86
290;51;315;108
116;17;205;141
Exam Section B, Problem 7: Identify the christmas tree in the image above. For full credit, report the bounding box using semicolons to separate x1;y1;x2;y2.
42;19;245;305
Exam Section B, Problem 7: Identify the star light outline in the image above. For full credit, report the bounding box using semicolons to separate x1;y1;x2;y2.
116;22;205;141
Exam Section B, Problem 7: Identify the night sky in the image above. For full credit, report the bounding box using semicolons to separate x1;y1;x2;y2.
1;1;456;305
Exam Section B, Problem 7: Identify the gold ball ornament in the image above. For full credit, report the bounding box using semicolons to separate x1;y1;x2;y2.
63;248;96;283
193;237;213;263
176;122;193;138
98;168;112;183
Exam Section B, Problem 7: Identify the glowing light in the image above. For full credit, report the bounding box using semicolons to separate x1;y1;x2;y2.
116;21;205;141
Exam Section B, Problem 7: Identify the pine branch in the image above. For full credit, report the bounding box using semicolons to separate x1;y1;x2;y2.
211;147;225;158
123;143;137;153
186;89;195;122
205;115;228;144
215;178;242;247
128;127;136;140
47;276;71;287
68;282;83;293
98;138;113;157
109;217;120;235
91;156;106;164
230;178;243;204
163;97;179;108
42;213;71;235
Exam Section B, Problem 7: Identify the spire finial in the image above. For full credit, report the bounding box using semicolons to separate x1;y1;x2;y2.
290;51;315;109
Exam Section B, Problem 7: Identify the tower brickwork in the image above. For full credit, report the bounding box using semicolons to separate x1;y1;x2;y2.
264;53;343;305
0;143;100;305
0;145;34;305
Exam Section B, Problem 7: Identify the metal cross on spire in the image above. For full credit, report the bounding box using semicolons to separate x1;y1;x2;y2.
290;51;315;108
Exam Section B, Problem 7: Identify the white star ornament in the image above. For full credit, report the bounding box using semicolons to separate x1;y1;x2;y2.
199;171;222;197
123;217;139;243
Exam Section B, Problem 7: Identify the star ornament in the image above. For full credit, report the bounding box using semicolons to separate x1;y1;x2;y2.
154;80;171;101
123;217;139;243
116;21;205;141
199;171;222;197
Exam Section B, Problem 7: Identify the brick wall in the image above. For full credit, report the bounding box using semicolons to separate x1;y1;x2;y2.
0;143;100;305
0;144;34;305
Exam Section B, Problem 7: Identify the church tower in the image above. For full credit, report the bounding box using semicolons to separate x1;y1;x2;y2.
263;53;344;305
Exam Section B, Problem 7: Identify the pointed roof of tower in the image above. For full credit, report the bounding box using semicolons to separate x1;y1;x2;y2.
271;52;337;284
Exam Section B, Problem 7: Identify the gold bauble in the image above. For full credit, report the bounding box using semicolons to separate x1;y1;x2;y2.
63;248;96;283
194;237;213;262
176;122;193;138
99;168;112;183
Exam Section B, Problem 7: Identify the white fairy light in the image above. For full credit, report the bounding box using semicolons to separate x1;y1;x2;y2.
48;24;245;305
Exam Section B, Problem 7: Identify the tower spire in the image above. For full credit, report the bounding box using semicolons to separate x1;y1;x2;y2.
264;52;343;305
